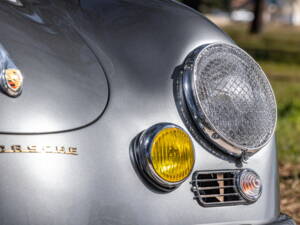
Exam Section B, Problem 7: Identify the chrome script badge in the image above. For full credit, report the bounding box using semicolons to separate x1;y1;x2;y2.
0;145;78;155
0;68;23;97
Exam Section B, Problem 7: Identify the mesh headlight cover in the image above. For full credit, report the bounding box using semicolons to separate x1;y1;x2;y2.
183;43;277;155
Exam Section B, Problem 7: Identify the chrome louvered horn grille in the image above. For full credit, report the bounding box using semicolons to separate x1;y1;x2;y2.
191;170;248;207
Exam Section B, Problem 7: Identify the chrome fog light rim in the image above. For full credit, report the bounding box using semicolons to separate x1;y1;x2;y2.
134;123;180;188
131;123;195;191
182;42;277;157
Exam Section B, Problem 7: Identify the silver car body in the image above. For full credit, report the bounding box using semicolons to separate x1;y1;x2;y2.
0;0;293;224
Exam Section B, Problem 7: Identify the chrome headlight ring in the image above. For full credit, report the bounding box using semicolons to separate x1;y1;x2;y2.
177;43;277;158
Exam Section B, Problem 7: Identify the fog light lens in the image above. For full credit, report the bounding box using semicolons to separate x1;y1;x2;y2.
132;123;195;191
151;127;194;183
238;169;262;202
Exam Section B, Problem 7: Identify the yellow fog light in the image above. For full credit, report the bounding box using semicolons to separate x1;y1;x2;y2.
131;123;195;191
151;128;194;183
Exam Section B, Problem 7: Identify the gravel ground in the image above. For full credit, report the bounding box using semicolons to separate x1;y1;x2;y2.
279;163;300;224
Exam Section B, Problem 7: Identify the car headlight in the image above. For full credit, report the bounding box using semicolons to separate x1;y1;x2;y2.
178;43;277;157
131;123;195;191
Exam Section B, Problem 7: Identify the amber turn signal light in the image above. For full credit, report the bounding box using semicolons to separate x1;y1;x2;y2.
237;169;262;202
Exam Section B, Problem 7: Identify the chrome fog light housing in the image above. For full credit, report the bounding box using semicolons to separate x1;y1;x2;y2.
131;123;195;191
181;43;277;157
237;169;262;202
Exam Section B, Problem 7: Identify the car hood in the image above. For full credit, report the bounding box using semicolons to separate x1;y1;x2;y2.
0;1;109;134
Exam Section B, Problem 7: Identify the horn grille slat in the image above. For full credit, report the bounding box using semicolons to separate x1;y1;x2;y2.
191;170;248;207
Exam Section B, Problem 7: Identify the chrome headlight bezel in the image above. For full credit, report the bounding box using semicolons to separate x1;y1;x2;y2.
177;42;277;158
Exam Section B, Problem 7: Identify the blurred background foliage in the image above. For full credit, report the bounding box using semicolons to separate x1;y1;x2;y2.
178;0;300;222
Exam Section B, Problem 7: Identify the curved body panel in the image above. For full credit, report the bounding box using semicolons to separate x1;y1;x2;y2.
0;0;109;133
0;0;280;224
